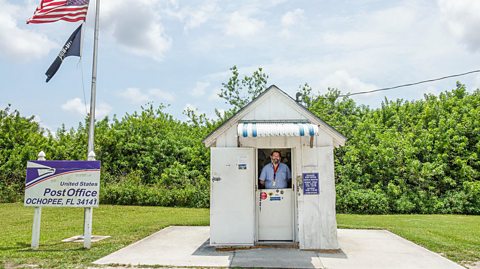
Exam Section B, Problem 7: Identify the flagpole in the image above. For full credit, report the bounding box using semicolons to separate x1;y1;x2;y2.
87;0;100;155
84;0;100;249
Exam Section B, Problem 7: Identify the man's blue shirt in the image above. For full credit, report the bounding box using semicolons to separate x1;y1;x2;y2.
259;162;291;189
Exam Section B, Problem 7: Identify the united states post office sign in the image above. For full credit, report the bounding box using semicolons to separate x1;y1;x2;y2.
24;161;101;207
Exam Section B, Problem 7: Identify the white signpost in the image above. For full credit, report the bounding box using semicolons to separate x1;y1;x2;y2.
25;151;100;249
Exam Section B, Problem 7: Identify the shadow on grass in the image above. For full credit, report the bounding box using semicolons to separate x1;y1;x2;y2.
0;241;88;253
0;242;30;251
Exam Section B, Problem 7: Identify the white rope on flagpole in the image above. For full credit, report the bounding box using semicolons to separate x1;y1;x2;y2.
76;40;88;116
79;60;88;116
78;22;88;116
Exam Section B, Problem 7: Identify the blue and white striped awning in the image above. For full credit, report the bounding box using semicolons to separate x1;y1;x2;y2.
237;123;319;137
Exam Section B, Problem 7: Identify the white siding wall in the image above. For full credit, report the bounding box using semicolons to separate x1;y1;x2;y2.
298;146;338;249
242;92;303;121
210;88;339;250
216;124;238;147
315;131;334;147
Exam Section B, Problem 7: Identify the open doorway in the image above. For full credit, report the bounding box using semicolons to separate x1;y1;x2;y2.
257;148;292;189
256;148;294;242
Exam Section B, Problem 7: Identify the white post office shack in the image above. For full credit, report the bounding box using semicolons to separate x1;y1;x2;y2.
203;85;346;250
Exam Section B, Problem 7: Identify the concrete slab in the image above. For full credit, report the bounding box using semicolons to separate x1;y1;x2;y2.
62;235;110;243
93;226;466;269
321;229;465;269
231;248;323;268
94;226;231;267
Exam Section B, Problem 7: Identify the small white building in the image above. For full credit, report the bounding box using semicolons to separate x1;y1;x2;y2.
203;85;346;250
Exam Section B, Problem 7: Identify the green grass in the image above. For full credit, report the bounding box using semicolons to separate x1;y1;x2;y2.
1;204;479;268
337;214;480;266
1;203;209;269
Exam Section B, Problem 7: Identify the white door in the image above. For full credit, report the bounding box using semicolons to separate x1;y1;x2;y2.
257;188;293;241
210;147;255;246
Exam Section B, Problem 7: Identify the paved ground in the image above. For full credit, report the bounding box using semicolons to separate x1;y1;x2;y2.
93;226;465;269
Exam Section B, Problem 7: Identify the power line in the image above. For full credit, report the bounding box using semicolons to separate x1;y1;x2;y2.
339;69;480;97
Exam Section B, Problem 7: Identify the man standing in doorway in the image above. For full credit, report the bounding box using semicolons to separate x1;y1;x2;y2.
259;150;291;189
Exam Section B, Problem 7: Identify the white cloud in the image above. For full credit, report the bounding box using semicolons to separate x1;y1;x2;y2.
119;87;175;104
61;98;112;119
438;0;480;51
421;85;443;96
281;8;304;27
260;61;330;84
191;81;210;97
149;88;175;102
201;60;384;106
167;1;219;30
244;2;467;99
225;11;265;37
248;60;379;94
62;98;87;115
322;31;385;48
33;115;55;136
119;88;150;104
184;103;197;112
208;88;222;101
101;0;171;61
185;2;218;29
320;5;418;50
0;0;56;61
183;103;210;121
96;103;113;119
471;74;480;90
32;115;41;124
321;70;377;94
279;8;305;37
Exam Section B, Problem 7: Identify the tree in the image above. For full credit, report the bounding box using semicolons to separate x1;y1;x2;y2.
0;105;50;202
216;65;269;121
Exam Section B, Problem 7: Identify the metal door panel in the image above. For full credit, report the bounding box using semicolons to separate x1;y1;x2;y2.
210;147;255;245
257;188;294;241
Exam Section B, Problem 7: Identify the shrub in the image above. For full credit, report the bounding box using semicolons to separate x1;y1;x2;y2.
336;181;390;214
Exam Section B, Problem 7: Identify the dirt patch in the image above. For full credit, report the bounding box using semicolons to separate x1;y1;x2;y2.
2;263;39;269
465;261;480;269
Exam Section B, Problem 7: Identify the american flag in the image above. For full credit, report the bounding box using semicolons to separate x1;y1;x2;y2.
27;0;90;24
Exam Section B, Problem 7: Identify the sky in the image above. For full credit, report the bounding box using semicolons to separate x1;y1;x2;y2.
1;0;480;132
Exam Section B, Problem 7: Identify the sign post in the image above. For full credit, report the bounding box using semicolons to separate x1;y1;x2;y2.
31;206;42;250
25;152;101;249
83;151;96;249
30;151;46;250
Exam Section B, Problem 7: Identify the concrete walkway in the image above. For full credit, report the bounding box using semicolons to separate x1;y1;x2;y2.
93;226;465;269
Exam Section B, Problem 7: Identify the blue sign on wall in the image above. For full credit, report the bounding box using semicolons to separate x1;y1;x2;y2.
303;172;319;195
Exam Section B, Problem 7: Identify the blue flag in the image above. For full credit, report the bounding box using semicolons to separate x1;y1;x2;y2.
46;24;82;83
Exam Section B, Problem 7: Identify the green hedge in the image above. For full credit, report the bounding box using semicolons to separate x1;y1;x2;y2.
1;82;479;213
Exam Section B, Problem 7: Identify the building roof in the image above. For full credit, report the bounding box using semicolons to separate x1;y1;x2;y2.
203;85;347;147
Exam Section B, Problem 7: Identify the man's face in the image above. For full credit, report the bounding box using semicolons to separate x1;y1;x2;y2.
271;152;281;164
